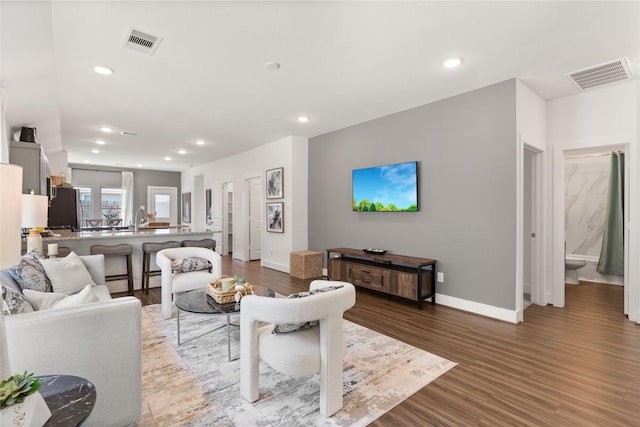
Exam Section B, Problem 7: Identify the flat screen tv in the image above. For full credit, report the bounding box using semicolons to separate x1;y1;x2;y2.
352;161;418;212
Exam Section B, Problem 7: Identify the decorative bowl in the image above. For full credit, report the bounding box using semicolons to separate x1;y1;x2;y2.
363;248;387;255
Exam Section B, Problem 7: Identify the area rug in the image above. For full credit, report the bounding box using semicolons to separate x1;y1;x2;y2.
139;304;456;426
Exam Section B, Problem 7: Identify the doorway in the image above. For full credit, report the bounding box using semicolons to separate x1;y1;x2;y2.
522;145;544;314
560;144;629;313
222;182;233;256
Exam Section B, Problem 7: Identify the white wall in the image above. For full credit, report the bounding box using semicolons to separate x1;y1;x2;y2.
181;136;309;273
547;81;639;322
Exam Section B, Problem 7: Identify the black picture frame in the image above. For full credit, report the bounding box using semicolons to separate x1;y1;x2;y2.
182;192;191;223
266;202;284;233
205;189;212;225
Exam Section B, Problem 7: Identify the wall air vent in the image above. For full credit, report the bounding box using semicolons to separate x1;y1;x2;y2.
123;27;163;55
566;58;633;91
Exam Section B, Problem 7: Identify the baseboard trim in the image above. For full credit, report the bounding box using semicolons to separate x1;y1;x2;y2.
320;268;519;323
261;259;289;273
436;293;519;324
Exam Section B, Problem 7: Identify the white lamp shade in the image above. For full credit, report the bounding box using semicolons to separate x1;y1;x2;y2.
21;194;48;229
0;164;23;270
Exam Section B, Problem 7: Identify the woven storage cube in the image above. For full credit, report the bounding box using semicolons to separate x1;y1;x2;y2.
290;251;323;279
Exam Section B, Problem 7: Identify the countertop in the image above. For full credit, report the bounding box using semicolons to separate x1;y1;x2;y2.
41;227;214;241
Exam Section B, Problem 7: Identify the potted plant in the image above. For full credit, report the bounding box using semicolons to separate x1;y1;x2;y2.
1;371;51;426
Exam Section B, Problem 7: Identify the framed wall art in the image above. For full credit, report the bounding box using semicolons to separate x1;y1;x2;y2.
266;167;283;199
266;202;284;233
205;188;212;225
182;192;191;223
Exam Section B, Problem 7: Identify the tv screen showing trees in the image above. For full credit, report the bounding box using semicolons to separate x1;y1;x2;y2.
352;161;418;212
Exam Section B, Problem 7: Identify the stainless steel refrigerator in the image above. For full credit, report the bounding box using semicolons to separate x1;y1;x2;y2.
47;187;81;230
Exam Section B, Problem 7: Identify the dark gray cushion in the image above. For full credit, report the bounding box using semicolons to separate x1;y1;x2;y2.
1;285;35;315
171;257;212;274
272;285;344;334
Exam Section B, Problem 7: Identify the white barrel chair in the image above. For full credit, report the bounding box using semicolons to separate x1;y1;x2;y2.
156;246;222;319
240;280;356;416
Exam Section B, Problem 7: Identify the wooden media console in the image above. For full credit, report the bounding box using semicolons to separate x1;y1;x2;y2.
326;248;437;309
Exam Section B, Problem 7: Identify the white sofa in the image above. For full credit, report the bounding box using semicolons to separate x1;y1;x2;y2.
1;254;142;427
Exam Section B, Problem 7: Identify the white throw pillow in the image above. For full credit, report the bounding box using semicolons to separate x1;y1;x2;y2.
51;285;99;310
40;251;96;295
23;289;67;310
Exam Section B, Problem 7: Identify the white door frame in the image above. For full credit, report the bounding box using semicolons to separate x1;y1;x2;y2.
517;141;546;323
248;176;262;260
242;176;262;262
525;145;546;306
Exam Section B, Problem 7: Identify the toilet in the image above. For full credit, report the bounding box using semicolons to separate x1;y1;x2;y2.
565;256;586;285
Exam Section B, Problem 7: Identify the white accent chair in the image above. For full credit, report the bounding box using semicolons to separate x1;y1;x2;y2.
240;280;356;416
156;246;222;319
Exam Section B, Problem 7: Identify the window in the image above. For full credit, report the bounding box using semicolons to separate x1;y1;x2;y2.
76;187;92;225
101;188;124;226
154;194;170;218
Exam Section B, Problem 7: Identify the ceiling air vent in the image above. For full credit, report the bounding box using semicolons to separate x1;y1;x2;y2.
123;27;163;55
566;57;633;91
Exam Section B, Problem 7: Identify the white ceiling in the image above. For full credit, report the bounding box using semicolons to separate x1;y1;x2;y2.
2;1;639;172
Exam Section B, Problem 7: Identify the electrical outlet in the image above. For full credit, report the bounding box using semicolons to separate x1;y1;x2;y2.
437;272;444;283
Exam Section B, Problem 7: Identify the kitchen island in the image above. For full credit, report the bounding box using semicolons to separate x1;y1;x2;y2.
26;227;216;294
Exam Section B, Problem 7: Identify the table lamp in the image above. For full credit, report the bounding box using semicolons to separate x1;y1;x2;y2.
21;192;49;254
1;163;23;379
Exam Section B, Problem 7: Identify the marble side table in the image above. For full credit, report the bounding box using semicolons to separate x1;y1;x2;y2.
37;375;96;427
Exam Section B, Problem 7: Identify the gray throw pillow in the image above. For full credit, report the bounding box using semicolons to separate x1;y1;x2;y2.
8;249;53;293
272;285;344;334
171;257;212;273
1;285;35;315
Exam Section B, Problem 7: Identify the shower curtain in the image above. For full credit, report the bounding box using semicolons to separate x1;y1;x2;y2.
597;151;624;275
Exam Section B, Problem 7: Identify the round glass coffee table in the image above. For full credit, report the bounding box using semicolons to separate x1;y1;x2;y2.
174;285;275;361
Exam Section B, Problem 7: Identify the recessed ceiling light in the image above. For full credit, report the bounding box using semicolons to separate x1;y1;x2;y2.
137;164;143;168
178;149;187;155
100;127;113;133
164;156;172;161
443;58;462;69
196;140;205;145
94;66;113;75
96;139;105;145
84;160;90;163
265;61;281;70
91;149;100;154
297;116;310;123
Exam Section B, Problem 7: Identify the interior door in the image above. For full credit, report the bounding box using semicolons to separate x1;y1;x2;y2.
147;186;178;225
248;177;262;260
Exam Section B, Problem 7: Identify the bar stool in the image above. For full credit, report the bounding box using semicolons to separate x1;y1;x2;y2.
142;241;181;294
90;243;134;295
181;238;216;251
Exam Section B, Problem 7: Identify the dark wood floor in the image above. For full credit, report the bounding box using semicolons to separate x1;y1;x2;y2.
116;257;640;426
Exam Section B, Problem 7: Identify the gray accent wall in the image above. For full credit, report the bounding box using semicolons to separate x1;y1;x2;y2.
70;164;181;222
309;79;517;310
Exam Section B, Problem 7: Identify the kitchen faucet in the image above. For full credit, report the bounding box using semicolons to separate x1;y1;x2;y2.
134;208;146;232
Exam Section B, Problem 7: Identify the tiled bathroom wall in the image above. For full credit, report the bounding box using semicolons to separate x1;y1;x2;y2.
565;155;623;285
